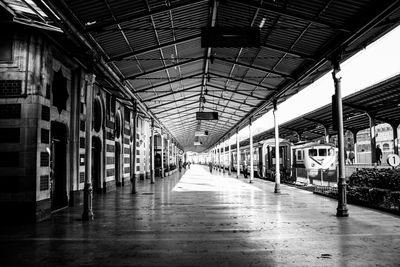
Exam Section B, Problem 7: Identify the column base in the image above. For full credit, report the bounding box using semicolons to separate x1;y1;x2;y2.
130;177;136;194
274;183;281;193
336;206;349;217
82;212;94;221
82;183;94;221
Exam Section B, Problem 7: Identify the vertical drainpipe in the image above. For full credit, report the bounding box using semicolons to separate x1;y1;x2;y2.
273;101;281;194
82;73;95;221
236;128;240;178
249;118;254;183
150;119;155;184
332;56;349;217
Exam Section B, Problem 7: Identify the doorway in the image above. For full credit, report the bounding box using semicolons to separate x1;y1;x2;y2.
92;136;102;193
115;142;121;186
50;121;68;211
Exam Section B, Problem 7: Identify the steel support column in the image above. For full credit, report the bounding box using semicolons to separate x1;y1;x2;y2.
351;130;358;164
332;58;349;217
273;102;281;193
391;123;399;155
236;129;240;178
130;104;137;194
167;138;170;176
161;133;164;178
82;74;95;221
217;144;220;171
228;136;232;175
222;139;226;173
368;113;377;164
150;120;155;184
324;125;330;143
249;118;254;183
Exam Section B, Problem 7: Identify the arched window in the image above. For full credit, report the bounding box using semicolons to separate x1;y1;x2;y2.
383;143;390;151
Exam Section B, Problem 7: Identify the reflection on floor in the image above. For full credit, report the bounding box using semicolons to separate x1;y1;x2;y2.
1;164;400;266
172;168;261;192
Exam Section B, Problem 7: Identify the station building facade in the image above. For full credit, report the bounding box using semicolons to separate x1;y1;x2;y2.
0;25;179;223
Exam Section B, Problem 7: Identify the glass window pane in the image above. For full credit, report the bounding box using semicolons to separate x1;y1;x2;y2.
319;149;327;156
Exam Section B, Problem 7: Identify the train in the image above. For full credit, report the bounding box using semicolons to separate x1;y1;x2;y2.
215;138;337;184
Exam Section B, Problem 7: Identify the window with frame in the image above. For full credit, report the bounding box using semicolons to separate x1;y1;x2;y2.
309;149;317;157
318;149;327;156
297;150;302;161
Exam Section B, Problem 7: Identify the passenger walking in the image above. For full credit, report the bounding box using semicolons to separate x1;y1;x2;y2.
243;161;248;178
179;159;182;172
209;161;213;173
376;145;382;165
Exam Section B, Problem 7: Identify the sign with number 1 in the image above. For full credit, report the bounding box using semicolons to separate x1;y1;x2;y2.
387;154;400;167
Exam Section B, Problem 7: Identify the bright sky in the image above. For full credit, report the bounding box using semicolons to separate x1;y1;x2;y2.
228;24;400;145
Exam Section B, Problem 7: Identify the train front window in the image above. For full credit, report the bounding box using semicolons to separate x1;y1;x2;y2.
297;150;302;160
318;149;327;156
309;149;317;157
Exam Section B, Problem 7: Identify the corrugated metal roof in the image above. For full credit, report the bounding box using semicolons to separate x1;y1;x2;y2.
30;0;400;151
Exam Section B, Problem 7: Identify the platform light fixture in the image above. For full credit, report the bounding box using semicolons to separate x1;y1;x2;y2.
259;18;266;28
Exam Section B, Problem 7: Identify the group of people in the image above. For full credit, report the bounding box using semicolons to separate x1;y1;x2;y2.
345;145;383;165
208;161;249;177
178;159;191;172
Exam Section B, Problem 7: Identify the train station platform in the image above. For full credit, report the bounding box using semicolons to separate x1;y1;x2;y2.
1;165;399;266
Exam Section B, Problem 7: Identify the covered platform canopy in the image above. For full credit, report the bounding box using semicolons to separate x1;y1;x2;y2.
26;0;400;152
248;73;400;144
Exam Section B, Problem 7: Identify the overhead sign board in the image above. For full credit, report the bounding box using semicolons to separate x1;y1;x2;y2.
195;131;209;136
194;141;203;146
201;27;260;47
196;112;218;120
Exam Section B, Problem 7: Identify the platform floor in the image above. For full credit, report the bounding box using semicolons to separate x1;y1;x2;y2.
1;165;400;266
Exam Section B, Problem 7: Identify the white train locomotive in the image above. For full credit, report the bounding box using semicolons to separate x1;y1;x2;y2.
217;138;337;184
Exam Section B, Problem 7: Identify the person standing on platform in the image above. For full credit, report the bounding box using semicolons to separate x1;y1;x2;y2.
179;159;182;172
376;145;382;165
209;161;213;173
243;160;248;178
349;151;355;164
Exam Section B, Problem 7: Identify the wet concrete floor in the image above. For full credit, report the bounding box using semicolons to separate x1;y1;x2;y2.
1;165;400;266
